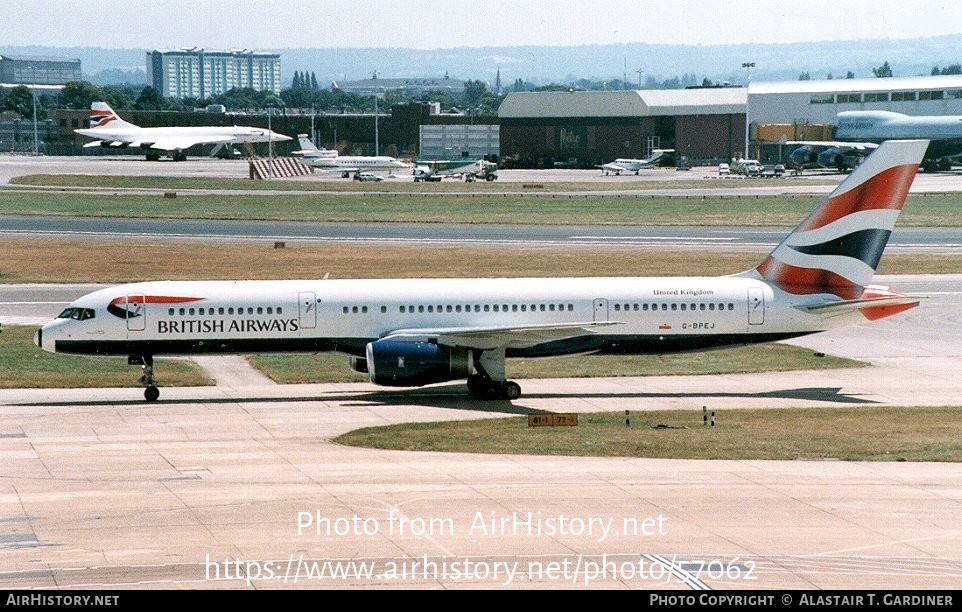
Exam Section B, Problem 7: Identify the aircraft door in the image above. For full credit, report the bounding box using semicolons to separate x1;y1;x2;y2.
593;298;609;322
299;291;317;329
126;294;146;332
748;288;765;325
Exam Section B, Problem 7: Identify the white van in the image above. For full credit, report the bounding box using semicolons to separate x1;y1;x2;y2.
741;160;763;176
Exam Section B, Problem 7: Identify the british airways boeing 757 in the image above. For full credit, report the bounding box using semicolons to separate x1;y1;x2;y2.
35;140;927;401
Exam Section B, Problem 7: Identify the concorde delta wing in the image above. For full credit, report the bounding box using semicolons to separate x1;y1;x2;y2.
143;136;237;151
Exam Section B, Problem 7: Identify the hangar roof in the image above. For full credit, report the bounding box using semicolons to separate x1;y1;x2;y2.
747;74;962;95
498;88;746;118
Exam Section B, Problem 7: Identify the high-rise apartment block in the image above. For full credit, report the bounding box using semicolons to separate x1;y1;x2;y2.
147;49;281;99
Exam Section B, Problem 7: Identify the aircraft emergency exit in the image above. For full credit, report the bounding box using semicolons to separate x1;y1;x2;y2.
35;140;928;402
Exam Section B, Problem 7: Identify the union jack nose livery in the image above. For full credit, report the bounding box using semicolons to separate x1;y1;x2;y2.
746;139;927;299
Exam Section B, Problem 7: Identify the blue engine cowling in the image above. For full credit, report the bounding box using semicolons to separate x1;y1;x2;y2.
365;340;473;387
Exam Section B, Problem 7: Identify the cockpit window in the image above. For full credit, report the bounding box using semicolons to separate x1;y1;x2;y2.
57;307;95;320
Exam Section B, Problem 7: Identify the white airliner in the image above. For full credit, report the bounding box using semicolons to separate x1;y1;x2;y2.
35;140;927;402
789;110;962;172
74;102;292;162
597;149;674;175
293;134;409;177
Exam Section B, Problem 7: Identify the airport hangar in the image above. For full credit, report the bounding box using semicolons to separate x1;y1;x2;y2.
496;74;962;167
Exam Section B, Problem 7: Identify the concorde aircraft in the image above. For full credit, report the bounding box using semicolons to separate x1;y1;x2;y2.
35;140;927;402
74;102;292;162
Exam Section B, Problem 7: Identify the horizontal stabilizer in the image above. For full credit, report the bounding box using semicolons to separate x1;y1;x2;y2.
795;295;920;319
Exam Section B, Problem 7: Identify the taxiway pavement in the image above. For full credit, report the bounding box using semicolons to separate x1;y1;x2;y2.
1;156;961;590
0;277;960;590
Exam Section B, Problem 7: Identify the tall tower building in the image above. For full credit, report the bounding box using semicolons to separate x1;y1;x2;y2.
147;49;281;99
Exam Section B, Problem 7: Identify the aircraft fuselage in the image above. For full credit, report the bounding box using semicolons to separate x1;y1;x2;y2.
35;276;850;362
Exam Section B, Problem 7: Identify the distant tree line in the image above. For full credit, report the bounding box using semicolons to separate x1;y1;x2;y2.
932;64;962;75
5;58;962;121
796;60;962;80
0;77;507;118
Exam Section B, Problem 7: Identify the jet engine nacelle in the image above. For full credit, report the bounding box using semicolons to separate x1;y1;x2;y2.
365;340;472;387
788;146;819;168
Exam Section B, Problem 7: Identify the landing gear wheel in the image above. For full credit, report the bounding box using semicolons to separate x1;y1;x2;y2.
467;374;487;394
500;381;522;400
468;377;522;400
132;355;158;402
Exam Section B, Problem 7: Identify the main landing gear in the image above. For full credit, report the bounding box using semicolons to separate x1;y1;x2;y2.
467;374;522;400
130;355;160;401
467;349;522;400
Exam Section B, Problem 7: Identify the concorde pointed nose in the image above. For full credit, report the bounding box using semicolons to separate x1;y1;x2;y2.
269;131;292;141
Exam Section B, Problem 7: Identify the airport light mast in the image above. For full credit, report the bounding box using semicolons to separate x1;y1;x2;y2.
742;62;756;159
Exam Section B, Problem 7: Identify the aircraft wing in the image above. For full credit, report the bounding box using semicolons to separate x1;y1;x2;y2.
597;162;627;173
83;139;144;148
142;136;236;151
379;321;622;350
787;141;879;152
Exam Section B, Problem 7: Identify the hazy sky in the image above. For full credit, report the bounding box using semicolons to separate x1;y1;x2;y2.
5;0;962;49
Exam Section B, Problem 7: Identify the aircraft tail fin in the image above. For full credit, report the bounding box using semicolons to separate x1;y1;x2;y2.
741;139;928;299
297;134;319;152
293;134;336;158
89;102;137;130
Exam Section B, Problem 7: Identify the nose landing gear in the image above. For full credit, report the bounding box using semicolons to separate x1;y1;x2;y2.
130;355;159;401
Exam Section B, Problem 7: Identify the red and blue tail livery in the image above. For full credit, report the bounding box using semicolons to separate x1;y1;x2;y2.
36;140;928;402
87;102;130;129
747;138;925;299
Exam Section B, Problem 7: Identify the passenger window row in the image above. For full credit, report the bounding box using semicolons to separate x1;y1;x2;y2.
396;303;575;314
167;306;283;316
338;303;577;315
613;302;736;312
